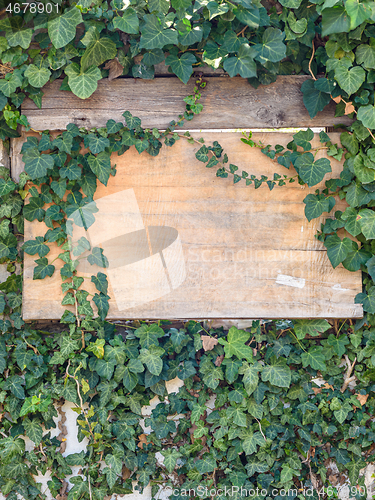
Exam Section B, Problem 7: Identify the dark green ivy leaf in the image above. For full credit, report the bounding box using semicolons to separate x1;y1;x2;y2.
165;53;196;84
33;257;55;280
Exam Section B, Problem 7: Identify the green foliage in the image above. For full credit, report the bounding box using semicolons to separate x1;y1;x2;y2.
0;317;374;499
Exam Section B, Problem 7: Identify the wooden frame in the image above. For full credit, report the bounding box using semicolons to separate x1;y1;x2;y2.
14;76;362;320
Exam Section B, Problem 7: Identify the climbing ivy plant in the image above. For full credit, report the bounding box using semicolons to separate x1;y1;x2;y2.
3;0;375;499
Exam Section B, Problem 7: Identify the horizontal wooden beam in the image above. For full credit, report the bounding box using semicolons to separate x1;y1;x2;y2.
22;75;351;131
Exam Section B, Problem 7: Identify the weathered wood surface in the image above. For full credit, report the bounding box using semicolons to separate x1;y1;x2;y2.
21;76;351;132
22;132;362;320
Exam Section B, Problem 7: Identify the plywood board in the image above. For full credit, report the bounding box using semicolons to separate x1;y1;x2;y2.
21;76;352;132
22;132;363;320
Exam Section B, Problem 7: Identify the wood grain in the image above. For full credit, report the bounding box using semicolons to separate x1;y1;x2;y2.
21;76;352;131
22;132;362;320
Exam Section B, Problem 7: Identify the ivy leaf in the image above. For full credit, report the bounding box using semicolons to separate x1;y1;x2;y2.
226;405;247;427
301;346;327;371
152;417;175;438
3;375;25;399
239;362;260;395
261;357;291;388
7;28;32;49
294;319;331;340
134;323;165;348
140;15;178;49
88;247;109;268
91;273;108;294
103;467;118;489
23;418;43;445
50;336;80;364
65;63;102;99
165;53;196;84
162;449;181;473
356;41;375;70
122;367;138;391
334;66;365;96
342;242;371;271
81;36;117;71
357;104;375;129
345;0;372;30
24;152;54;179
321;7;351;37
301;79;332;118
93;292;110;321
23;236;50;258
105;454;122;475
233;5;260;28
87;135;110;154
324;234;353;268
195;145;209;162
218;327;253;361
202;366;224;389
122;111;141;130
172;0;191;7
223;358;242;384
280;465;295;483
139;345;165;375
195;453;216;473
241;430;265;455
366;255;375;281
295;154;332;187
0;437;25;461
23;197;45;223
87;152;112;186
356;209;375;239
207;1;229;18
224;44;257;78
113;8;139;34
331;448;351;465
48;7;83;49
355;286;375;313
24;65;51;88
0;178;16;196
253;28;286;63
346;459;366;484
33;257;55;280
327;334;349;357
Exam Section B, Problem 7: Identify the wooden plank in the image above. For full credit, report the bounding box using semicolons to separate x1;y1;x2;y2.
21;76;352;131
22;132;362;320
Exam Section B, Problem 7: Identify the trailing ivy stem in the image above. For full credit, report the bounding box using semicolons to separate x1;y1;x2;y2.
308;40;316;81
23;337;39;354
255;417;267;441
73;289;81;329
87;473;93;500
336;319;347;337
290;331;307;352
65;360;96;443
236;25;248;36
